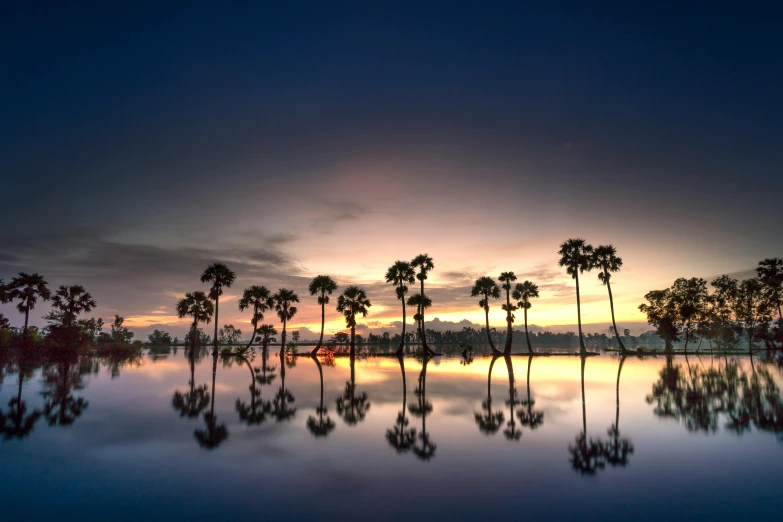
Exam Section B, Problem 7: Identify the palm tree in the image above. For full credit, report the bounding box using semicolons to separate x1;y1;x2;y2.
176;291;214;352
475;355;504;435
50;285;97;327
471;276;502;354
512;281;539;354
411;254;437;356
498;272;517;354
238;285;272;351
517;355;544;431
593;245;628;353
756;258;782;324
273;288;299;355
307;355;335;437
6;273;50;334
256;324;278;362
386;355;416;452
558;239;594;354
200;263;236;352
385;261;416;355
336;286;371;356
309;275;338;356
406;293;432;350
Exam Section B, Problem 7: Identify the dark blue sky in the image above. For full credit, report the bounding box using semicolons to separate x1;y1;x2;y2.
1;2;781;334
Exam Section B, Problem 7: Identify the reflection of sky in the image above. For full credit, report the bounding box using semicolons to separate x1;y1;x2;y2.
1;353;780;521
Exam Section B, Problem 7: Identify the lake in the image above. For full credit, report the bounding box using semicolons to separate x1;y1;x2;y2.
1;347;781;521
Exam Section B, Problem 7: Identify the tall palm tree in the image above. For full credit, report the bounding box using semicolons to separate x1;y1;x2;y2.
6;273;51;333
307;354;335;437
50;285;97;327
386;355;416;452
309;275;338;356
592;245;628;353
385;261;416;355
471;276;502;354
475;355;504;435
257;324;278;361
238;285;272;351
499;272;517;354
273;288;299;355
756;258;782;323
201;263;236;352
512;281;539;354
176;291;214;351
411;254;436;355
558;239;594;354
336;286;371;356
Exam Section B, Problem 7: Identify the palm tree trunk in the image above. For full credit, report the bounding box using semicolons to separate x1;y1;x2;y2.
280;319;287;354
397;288;406;356
420;280;435;355
24;306;30;334
350;325;356;357
213;297;220;355
485;306;500;354
575;271;586;353
607;280;627;352
312;301;326;357
504;288;513;354
244;308;258;351
524;308;533;354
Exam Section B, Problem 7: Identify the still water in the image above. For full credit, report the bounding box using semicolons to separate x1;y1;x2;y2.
1;348;781;521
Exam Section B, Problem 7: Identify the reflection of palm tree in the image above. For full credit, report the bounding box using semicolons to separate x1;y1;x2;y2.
409;355;436;460
41;359;89;427
336;355;370;425
471;277;502;355
385;261;416;355
201;263;236;353
307;355;335;437
271;348;296;422
0;362;41;439
513;281;540;354
194;353;228;449
517;355;545;431
235;354;271;426
558;239;594;353
309;275;338;356
475;355;504;435
386;355;416;452
568;356;606;475
172;351;210;418
601;356;634;466
503;355;521;441
257;341;277;386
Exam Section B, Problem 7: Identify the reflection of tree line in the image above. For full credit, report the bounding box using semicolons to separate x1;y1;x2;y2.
647;354;783;440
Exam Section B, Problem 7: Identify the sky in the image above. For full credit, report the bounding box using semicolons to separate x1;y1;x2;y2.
1;3;781;339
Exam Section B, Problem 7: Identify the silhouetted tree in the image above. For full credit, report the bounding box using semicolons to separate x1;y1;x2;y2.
568;356;606;475
271;350;296;422
176;291;214;352
735;278;771;351
6;272;50;335
336;355;369;425
307;355;335;437
601;357;634;467
172;350;210;418
0;361;41;439
386;355;416;452
386;261;416;355
309;275;338;356
201;263;236;353
411;254;437;356
757;258;782;324
238;285;272;351
558;239;594;353
41;358;89;427
336;286;371;356
639;289;679;351
499;272;517;354
471;276;502;354
49;285;96;327
593;245;628;353
513;281;540;354
503;355;521;441
273;288;299;355
235;354;271;426
670;277;710;352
